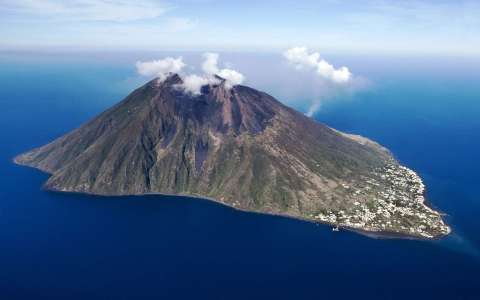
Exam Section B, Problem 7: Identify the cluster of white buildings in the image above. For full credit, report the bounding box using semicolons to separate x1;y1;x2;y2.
311;163;451;238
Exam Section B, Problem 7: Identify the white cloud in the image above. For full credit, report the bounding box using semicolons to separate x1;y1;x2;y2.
181;74;212;95
283;46;358;117
217;69;245;88
1;0;167;22
180;52;246;94
306;100;321;118
136;52;245;95
136;57;185;81
202;52;245;88
202;52;220;75
284;47;352;84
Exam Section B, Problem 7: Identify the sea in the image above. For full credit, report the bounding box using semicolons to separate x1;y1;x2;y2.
1;51;479;299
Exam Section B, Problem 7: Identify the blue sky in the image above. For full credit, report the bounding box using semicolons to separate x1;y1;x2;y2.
1;0;479;55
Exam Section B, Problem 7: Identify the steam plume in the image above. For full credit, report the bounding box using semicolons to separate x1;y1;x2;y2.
136;57;185;81
284;47;351;83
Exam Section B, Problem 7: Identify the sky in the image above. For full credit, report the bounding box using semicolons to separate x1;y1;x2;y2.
1;0;479;56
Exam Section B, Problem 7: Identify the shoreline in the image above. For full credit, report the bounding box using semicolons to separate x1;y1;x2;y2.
13;157;450;241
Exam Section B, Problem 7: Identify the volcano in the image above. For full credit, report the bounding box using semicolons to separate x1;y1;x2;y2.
15;74;450;238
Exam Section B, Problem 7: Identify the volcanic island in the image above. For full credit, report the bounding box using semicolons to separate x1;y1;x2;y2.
15;74;451;239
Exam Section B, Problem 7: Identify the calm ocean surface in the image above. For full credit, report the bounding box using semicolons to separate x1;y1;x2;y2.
1;52;479;299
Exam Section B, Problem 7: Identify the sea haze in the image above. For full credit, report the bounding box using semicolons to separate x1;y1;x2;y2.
1;51;479;299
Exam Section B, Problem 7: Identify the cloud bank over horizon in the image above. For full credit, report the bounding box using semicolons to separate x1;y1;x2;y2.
1;1;479;56
2;0;167;22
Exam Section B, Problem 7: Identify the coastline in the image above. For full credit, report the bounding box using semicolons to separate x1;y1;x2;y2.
13;156;450;241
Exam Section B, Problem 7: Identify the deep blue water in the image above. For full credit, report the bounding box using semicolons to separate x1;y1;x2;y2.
1;52;480;299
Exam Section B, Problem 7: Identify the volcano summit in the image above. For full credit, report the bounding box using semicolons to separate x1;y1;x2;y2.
15;74;450;238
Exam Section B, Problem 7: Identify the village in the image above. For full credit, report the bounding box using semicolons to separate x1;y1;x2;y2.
311;162;451;238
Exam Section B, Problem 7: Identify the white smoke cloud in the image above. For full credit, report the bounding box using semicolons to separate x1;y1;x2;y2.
283;46;356;117
202;53;220;75
135;52;245;95
306;100;322;118
217;69;245;88
136;57;186;81
202;52;245;88
174;52;245;95
181;74;211;95
284;47;352;84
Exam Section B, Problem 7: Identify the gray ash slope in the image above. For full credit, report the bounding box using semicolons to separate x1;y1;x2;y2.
15;74;450;238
